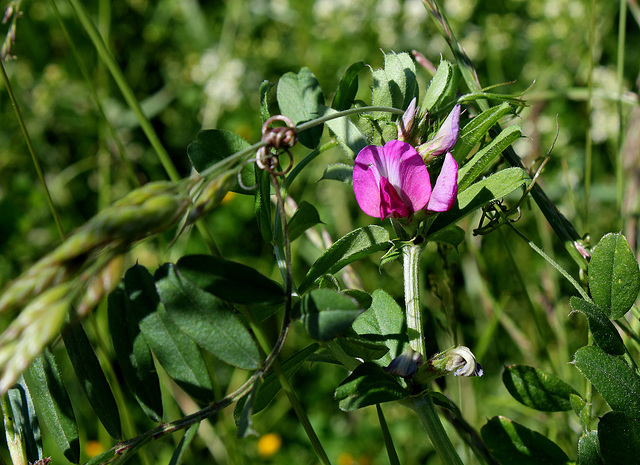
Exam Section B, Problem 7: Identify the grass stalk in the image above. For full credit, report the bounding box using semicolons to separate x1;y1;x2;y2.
0;59;65;240
616;0;628;228
585;0;596;231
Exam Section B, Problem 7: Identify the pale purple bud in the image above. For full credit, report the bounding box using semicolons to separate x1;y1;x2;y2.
397;97;418;142
417;105;461;161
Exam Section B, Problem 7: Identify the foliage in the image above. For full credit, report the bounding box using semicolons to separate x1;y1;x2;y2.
1;1;640;464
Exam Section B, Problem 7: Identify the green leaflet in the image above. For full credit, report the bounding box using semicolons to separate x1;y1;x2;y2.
320;163;354;184
126;265;213;404
421;59;459;112
319;104;368;158
254;167;273;243
169;422;200;465
293;288;363;341
277;67;325;149
6;377;42;464
287;201;323;242
588;233;640;319
598;411;640;463
428;167;530;237
481;416;571;465
155;264;261;370
176;254;284;306
578;431;603;465
574;345;640;416
452;102;513;163
298;225;391;294
110;267;163;422
334;362;409;411
62;322;122;439
352;289;406;367
332;61;365;111
502;365;579;412
24;349;80;464
569;297;625;355
457;124;522;192
187;129;254;194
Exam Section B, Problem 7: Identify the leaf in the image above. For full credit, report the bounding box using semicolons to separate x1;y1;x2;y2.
573;345;640;416
176;254;284;306
481;416;571;465
342;289;373;310
169;422;199;465
571;393;590;429
234;344;319;424
588;233;640;319
62;322;122;439
254;167;273;243
452;102;513;163
319;104;368;158
111;267;163;422
155;264;261;370
277;67;325;148
7;377;42;464
352;289;406;366
428;167;530;236
578;431;603;465
502;365;579;412
337;334;389;362
24;349;80;464
372;52;419;112
294;289;363;341
259;80;273;122
598;411;640;463
236;377;260;438
421;60;460;112
457;124;522;192
125;266;213;404
569;297;625;355
320;163;354;184
187;129;254;194
288;201;323;242
332;61;365;111
334;362;409;411
298;225;391;294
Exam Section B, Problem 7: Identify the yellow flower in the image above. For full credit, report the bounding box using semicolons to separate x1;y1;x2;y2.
257;432;282;458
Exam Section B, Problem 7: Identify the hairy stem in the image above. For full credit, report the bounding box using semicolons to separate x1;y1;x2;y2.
403;242;425;356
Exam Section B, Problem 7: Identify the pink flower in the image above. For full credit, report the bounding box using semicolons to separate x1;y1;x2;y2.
353;140;458;220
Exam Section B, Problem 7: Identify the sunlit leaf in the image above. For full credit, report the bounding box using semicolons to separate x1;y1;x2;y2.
578;431;603;465
452;102;513;163
288;201;323;242
155;264;261;370
421;59;459;112
574;345;640;415
24;349;79;463
589;233;640;319
320;163;354;184
277;67;325;148
294;288;363;341
352;289;406;366
298;225;391;294
332;61;365;111
569;297;625;355
502;365;579;412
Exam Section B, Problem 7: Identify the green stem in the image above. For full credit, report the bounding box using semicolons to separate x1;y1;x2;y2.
616;0;627;228
403;242;425;356
376;404;401;465
404;396;464;465
585;0;596;231
65;0;180;183
0;59;65;239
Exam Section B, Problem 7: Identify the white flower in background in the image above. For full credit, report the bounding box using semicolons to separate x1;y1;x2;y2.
191;49;246;127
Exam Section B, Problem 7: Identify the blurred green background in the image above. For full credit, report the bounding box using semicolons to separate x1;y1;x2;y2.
1;0;639;464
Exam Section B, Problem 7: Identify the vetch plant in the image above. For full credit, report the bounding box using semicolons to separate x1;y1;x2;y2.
1;1;638;464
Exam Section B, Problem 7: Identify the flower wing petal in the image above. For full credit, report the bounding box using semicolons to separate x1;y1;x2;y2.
427;152;458;212
384;140;431;214
353;145;384;218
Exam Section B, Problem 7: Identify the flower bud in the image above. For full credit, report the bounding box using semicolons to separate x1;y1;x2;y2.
397;97;418;142
417;105;461;162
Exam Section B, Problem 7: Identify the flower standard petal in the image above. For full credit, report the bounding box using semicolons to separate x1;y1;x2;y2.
382;140;431;216
426;152;458;212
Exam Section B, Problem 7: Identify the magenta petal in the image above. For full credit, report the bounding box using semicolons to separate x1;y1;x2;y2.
427;152;458;212
383;140;431;214
353;145;385;218
380;177;409;218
